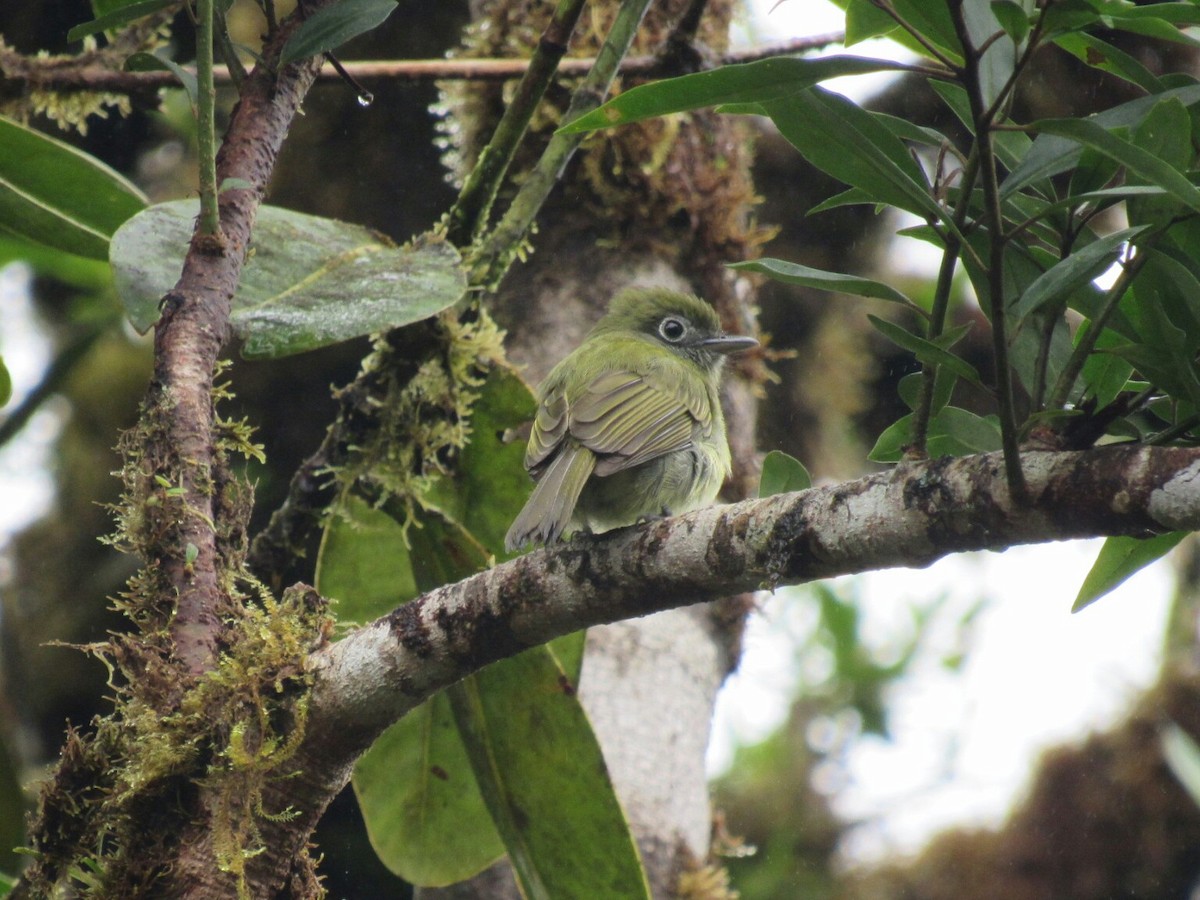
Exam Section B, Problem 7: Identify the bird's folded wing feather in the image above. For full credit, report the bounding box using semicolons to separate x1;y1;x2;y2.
565;369;711;477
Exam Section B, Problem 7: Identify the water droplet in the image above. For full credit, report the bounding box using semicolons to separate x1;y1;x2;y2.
357;91;374;108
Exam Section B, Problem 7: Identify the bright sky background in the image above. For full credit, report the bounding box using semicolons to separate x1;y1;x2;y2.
706;0;1182;871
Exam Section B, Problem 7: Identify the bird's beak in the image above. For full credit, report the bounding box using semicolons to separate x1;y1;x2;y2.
700;334;758;354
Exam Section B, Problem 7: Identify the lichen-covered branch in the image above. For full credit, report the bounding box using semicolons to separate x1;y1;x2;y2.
145;7;333;674
226;443;1200;895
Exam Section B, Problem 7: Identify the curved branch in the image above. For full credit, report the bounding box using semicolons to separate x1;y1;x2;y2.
233;443;1200;894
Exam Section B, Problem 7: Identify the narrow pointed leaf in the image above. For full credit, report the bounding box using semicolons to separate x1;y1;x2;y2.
1002;85;1200;197
560;56;903;133
1012;226;1145;321
1030;117;1200;213
867;315;984;388
730;257;919;310
111;200;466;357
761;88;944;224
279;0;399;65
67;0;178;41
1072;532;1185;612
0;115;147;260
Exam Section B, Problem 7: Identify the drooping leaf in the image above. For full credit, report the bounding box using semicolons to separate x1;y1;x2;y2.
760;88;945;225
279;0;399;65
1052;32;1164;94
1072;531;1186;612
111;200;466;357
867;316;984;388
729;258;920;311
449;651;650;900
0;115;147;260
1012;226;1145;321
67;0;178;41
1002;85;1200;197
125;50;198;106
0;357;11;408
353;692;506;886
1127;98;1194;229
559;56;902;134
317;499;503;885
758;450;811;498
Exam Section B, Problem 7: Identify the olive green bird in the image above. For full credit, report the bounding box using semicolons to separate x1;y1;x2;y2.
505;287;757;551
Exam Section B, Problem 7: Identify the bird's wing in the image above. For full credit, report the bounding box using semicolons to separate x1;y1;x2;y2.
569;368;711;477
525;384;569;473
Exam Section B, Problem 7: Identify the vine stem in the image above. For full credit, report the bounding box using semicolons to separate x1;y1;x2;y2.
196;0;221;238
469;0;657;287
949;0;1026;501
445;0;589;247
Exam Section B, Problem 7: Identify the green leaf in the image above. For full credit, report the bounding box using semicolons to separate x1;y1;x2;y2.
279;0;399;65
1072;531;1186;612
0;116;147;260
559;56;902;134
758;450;811;498
991;0;1030;43
897;367;956;415
844;0;900;45
1002;84;1200;197
1031;116;1200;215
964;0;1018;108
449;651;650;900
1012;226;1145;321
318;501;504;885
67;0;178;41
868;407;1002;462
1162;722;1200;809
760;88;944;225
0;357;11;409
1128;98;1194;229
0;237;112;290
729;258;918;309
354;693;506;886
110;200;466;357
1052;32;1163;94
125;50;198;106
867;315;984;388
1079;327;1135;410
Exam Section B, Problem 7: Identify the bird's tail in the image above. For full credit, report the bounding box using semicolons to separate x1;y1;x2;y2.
505;447;596;552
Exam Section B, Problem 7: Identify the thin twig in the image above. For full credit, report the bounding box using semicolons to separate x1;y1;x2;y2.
0;34;846;94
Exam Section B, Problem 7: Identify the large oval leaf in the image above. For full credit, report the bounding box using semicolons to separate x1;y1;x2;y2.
0;115;147;260
111;200;467;357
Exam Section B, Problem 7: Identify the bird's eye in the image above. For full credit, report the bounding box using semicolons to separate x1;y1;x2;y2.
658;317;687;342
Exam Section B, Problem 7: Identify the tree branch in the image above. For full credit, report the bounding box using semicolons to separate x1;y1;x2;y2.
0;35;845;94
233;443;1200;894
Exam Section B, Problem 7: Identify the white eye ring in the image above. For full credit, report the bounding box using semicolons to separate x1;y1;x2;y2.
658;317;686;342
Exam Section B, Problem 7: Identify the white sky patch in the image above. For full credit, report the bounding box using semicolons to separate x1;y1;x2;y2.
0;264;58;546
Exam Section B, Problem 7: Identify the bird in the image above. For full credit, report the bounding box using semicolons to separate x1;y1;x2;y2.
504;286;757;551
